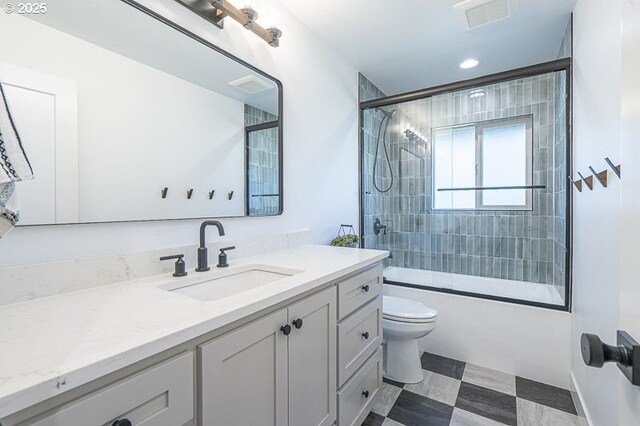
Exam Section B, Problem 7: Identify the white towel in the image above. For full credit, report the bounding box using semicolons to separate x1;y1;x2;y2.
0;82;33;237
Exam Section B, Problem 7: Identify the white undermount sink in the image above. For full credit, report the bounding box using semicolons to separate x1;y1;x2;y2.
158;264;302;302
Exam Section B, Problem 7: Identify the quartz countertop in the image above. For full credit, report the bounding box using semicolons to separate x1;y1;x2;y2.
0;244;388;418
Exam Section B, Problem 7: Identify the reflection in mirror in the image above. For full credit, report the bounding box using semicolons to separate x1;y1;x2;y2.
0;0;281;226
245;106;281;216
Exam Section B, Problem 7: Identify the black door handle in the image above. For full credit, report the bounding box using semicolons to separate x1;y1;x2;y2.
112;420;132;426
581;330;640;386
292;318;303;329
280;324;292;336
581;333;629;368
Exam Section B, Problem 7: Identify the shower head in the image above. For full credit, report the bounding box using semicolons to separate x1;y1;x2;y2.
377;107;397;120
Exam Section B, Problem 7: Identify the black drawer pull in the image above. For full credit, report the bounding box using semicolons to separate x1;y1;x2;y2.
280;324;292;336
292;318;303;329
362;284;370;292
362;332;370;339
362;390;370;398
112;420;132;426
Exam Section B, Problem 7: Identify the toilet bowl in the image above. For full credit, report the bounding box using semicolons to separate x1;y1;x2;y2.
382;295;438;384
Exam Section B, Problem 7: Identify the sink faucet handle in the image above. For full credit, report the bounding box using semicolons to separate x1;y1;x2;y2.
160;254;188;277
217;246;236;268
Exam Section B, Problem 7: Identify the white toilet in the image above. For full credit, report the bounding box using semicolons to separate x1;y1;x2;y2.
382;295;438;384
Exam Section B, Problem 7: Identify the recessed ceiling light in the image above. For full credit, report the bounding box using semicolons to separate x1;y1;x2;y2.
460;58;480;69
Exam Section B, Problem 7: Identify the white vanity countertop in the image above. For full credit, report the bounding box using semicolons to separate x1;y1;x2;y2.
0;244;388;418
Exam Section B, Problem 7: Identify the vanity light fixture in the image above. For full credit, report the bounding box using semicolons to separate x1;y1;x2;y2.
459;58;480;69
176;0;282;47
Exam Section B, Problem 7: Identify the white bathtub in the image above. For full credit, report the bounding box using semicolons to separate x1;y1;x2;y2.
384;266;564;306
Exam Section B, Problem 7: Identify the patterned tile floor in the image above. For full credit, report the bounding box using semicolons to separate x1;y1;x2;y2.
362;352;586;426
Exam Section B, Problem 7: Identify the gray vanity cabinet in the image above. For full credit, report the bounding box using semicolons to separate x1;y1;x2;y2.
199;286;337;426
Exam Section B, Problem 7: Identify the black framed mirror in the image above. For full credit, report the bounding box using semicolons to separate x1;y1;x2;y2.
0;0;282;225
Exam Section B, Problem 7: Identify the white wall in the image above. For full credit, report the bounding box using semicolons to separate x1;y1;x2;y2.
0;0;359;266
571;1;623;424
384;285;572;388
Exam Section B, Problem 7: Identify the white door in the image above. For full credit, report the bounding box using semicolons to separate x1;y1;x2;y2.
288;287;337;426
618;0;640;422
199;309;289;426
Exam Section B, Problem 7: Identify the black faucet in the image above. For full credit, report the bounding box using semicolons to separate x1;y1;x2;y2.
196;220;225;272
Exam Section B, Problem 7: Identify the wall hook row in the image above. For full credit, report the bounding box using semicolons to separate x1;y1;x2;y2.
160;188;235;200
569;158;621;193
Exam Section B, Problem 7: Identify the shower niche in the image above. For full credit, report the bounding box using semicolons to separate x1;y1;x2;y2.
359;62;571;310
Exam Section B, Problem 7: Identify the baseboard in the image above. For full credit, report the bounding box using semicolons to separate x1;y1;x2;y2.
570;372;593;426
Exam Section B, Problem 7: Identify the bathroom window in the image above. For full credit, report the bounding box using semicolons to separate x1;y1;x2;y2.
433;115;533;210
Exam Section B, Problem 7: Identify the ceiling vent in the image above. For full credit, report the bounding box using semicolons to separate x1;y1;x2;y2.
454;0;520;30
228;75;274;94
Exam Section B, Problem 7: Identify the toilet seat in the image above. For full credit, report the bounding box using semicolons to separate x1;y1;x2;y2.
383;295;438;323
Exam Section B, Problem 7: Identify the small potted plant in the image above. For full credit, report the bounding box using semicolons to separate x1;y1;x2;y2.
330;225;360;248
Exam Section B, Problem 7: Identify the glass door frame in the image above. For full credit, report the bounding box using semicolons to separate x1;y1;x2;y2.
358;57;573;312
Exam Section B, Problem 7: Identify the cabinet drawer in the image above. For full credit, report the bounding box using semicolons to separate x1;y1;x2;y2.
23;353;194;426
337;297;382;387
337;264;382;320
337;348;382;426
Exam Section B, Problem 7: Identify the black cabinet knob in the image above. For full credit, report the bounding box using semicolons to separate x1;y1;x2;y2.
362;285;370;292
280;324;292;336
292;318;303;329
362;332;370;340
362;390;369;398
112;420;132;426
581;333;630;368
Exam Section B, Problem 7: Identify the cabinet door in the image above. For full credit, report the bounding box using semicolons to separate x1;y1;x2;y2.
288;287;337;426
199;309;289;426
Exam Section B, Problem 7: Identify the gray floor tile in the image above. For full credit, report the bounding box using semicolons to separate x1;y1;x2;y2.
517;398;586;426
515;376;577;415
387;390;454;426
372;383;403;416
450;408;507;426
421;351;466;380
361;411;385;426
455;382;517;426
462;363;516;396
404;370;462;406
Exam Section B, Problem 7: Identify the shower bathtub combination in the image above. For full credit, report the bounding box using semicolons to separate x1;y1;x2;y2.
359;60;571;310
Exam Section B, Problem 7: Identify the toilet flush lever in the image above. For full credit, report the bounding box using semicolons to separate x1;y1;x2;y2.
581;330;640;386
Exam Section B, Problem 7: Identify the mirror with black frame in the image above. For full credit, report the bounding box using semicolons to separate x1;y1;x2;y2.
0;0;281;225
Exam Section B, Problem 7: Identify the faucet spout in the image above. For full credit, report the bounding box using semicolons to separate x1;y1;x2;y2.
196;220;226;272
